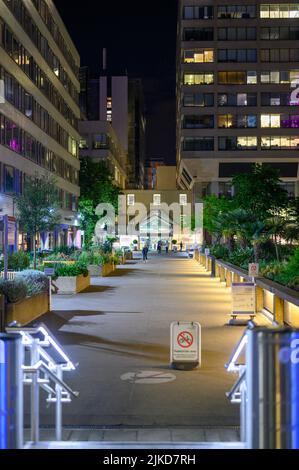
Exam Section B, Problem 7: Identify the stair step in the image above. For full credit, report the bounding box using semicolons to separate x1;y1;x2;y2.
25;441;245;450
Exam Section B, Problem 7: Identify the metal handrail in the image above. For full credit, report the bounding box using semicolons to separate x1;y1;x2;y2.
225;329;248;373
6;323;78;446
7;323;75;371
23;361;79;399
226;370;246;404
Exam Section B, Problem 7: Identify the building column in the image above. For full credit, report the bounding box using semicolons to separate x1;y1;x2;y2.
210;181;219;196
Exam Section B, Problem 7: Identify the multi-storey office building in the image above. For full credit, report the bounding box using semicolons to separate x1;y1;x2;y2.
0;0;81;250
80;68;146;190
177;1;299;198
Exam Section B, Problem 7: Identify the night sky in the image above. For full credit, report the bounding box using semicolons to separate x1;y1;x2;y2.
54;0;178;164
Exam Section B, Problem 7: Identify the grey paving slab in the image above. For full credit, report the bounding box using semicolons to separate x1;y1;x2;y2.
171;429;205;442
137;429;172;442
103;430;138;441
32;254;243;428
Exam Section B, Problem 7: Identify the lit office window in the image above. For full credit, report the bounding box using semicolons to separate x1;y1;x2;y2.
261;136;299;149
93;134;108;149
107;97;112;123
79;138;88;149
180;194;188;206
260;4;299;19
127;194;135;206
184;49;214;63
261;114;281;128
184;73;214;85
153;194;161;206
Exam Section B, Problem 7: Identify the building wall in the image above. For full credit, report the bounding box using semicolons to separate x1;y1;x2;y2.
177;0;299;198
79;120;127;188
0;0;81;249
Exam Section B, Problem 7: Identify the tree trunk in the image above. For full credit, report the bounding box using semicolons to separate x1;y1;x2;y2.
227;235;235;253
254;243;260;263
274;235;280;262
33;233;37;269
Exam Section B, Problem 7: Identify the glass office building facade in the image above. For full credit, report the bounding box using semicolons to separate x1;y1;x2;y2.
177;1;299;198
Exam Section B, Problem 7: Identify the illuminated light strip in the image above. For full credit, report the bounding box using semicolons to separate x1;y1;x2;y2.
0;341;7;449
39;327;75;370
227;335;248;373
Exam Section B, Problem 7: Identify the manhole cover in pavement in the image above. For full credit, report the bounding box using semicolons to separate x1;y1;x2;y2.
121;370;176;384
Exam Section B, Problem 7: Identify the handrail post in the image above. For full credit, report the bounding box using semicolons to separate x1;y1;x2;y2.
240;378;247;444
31;339;40;444
55;365;63;441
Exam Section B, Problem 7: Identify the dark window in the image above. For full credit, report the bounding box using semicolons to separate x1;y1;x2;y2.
183;28;214;41
219;163;254;178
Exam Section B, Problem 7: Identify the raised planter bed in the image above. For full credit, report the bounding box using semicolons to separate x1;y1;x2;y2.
53;274;90;295
88;263;115;277
6;291;50;326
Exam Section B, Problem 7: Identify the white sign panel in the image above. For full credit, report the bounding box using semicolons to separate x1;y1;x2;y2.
249;263;259;278
170;322;201;367
231;283;256;316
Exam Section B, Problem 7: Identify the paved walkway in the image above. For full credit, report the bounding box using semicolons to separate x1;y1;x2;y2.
35;253;244;429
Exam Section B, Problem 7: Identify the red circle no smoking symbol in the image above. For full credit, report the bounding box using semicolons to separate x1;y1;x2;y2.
177;331;194;349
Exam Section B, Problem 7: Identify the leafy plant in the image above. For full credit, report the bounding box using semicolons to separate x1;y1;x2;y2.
14;173;61;268
16;270;49;297
55;263;89;278
228;247;254;269
0;278;27;303
210;244;229;260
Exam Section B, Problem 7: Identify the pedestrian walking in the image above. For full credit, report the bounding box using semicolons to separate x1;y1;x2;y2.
142;245;149;263
165;242;169;254
180;241;183;252
157;241;162;255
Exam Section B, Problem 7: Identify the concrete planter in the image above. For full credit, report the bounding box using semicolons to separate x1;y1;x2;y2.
88;265;102;277
125;252;133;261
53;274;90;295
102;263;115;277
88;263;115;277
6;291;49;326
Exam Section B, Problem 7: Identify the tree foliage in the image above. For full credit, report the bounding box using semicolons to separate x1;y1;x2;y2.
79;157;121;248
232;164;288;219
14;173;61;267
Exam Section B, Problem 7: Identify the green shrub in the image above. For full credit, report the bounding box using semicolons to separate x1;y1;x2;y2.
228;247;254;269
211;244;229;260
55;262;89;278
8;251;30;271
45;252;71;262
260;261;284;281
52;246;76;256
0;278;27;303
16;270;49;297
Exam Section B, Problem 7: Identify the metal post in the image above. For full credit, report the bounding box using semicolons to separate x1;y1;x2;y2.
0;334;23;449
30;339;39;444
0;294;5;333
3;215;8;280
55;366;63;441
246;327;299;449
240;378;247;444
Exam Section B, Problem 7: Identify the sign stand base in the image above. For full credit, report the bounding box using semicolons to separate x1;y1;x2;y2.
171;361;199;371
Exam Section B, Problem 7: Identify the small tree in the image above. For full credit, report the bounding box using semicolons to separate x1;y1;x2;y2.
79;157;121;249
14;173;61;268
232;164;288;220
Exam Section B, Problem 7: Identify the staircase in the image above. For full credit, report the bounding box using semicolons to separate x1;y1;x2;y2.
24;427;245;450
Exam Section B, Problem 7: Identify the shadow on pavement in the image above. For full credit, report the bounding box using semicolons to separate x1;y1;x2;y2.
80;285;116;294
108;268;136;277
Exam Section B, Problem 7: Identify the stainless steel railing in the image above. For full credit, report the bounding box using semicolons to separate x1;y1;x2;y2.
6;323;79;446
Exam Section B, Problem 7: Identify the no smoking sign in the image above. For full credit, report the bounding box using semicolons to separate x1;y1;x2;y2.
171;322;201;370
